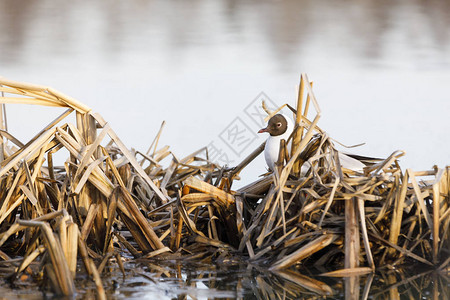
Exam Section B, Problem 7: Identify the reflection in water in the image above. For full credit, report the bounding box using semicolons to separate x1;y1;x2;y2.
0;0;450;67
3;258;447;299
1;0;450;68
79;260;448;299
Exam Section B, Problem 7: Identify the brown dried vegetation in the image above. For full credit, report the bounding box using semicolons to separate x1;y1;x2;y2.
0;75;448;298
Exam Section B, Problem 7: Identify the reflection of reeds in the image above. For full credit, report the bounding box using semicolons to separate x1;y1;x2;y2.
135;260;448;300
0;75;448;297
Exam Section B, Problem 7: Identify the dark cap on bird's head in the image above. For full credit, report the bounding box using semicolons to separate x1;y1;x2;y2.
258;114;288;136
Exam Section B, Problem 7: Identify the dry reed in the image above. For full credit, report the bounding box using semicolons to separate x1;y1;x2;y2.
0;74;448;297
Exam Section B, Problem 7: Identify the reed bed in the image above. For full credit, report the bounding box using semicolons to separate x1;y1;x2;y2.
0;75;448;297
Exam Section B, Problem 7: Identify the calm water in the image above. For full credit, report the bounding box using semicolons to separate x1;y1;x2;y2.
1;259;448;299
1;0;449;298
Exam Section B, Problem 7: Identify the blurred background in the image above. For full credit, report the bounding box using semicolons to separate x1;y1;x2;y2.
1;0;449;186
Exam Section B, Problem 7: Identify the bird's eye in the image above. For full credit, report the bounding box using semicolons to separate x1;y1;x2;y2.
277;123;282;127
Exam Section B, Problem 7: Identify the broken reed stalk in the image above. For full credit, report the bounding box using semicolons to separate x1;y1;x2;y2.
291;73;305;163
345;197;360;269
270;234;339;270
228;141;265;183
18;220;75;296
0;76;448;298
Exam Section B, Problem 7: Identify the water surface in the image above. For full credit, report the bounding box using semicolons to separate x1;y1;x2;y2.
1;0;449;184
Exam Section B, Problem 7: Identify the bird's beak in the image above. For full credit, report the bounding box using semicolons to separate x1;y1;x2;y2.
258;127;268;133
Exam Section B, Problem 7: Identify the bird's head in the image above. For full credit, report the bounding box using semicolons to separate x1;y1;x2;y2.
258;114;289;136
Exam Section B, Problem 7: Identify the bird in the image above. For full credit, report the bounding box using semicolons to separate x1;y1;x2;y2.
258;113;294;171
258;113;367;173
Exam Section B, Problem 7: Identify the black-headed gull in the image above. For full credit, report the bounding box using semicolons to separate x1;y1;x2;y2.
258;114;366;173
258;114;293;171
